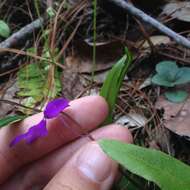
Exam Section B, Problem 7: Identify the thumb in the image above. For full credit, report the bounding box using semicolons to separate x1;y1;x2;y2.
44;141;118;190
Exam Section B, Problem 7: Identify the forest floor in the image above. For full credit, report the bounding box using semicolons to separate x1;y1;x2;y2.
0;0;190;189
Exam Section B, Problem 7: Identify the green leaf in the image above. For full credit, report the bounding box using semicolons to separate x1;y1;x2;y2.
174;67;190;85
46;7;56;18
27;47;37;54
165;90;188;103
152;61;190;87
99;139;190;190
0;20;10;38
17;47;61;111
100;48;132;124
152;74;175;87
156;61;179;82
0;115;27;128
117;175;140;190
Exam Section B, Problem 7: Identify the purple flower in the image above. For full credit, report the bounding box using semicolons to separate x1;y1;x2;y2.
44;98;69;119
10;98;69;147
10;119;47;147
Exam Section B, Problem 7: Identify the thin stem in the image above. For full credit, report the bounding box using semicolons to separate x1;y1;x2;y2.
91;0;97;83
0;99;41;113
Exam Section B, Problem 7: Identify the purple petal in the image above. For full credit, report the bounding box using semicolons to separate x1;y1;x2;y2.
10;119;47;147
44;98;69;119
9;134;28;147
25;119;47;144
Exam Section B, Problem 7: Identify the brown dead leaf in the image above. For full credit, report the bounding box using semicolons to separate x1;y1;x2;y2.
0;81;19;117
62;41;123;98
163;2;190;22
65;55;114;74
67;41;123;74
115;112;147;128
156;95;190;138
140;35;171;49
61;66;86;99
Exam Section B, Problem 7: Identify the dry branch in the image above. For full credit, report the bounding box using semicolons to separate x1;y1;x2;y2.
0;18;44;49
109;0;190;49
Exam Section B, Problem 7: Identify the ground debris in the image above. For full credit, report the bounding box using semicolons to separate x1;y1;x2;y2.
156;93;190;139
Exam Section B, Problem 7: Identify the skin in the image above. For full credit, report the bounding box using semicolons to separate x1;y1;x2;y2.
0;96;132;190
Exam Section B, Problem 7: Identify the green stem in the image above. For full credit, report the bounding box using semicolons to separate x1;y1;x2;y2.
34;0;41;18
92;0;97;83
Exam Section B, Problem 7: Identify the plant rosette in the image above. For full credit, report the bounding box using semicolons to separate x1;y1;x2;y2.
152;61;190;103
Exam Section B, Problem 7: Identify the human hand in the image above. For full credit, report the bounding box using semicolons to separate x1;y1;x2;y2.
0;96;132;190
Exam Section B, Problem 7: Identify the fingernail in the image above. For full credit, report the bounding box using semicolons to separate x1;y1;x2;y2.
76;143;112;182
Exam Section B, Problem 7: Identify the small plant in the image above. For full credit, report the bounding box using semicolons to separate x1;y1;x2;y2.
17;30;62;111
17;47;62;109
152;61;190;102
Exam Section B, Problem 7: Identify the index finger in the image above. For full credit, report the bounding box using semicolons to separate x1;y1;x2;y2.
0;96;108;183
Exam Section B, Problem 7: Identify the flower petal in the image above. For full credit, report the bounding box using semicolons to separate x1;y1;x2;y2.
10;119;47;147
26;119;47;144
9;134;28;147
44;98;69;119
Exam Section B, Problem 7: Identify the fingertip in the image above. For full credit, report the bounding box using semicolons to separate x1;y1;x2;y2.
45;141;117;190
70;95;108;113
0;96;109;183
109;124;133;144
67;95;109;129
94;124;133;144
92;95;109;121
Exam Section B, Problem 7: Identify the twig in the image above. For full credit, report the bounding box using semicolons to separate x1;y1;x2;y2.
109;0;190;49
56;16;83;60
0;99;40;113
0;18;44;49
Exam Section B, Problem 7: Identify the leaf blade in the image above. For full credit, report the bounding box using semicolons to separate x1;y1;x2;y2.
99;139;190;190
174;67;190;85
99;48;132;123
152;74;175;87
0;20;10;38
156;61;179;81
17;47;62;110
165;90;188;103
0;115;27;128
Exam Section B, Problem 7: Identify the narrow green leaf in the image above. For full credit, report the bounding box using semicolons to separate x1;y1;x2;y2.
165;90;188;103
100;48;132;124
0;115;27;128
99;139;190;190
0;20;10;38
